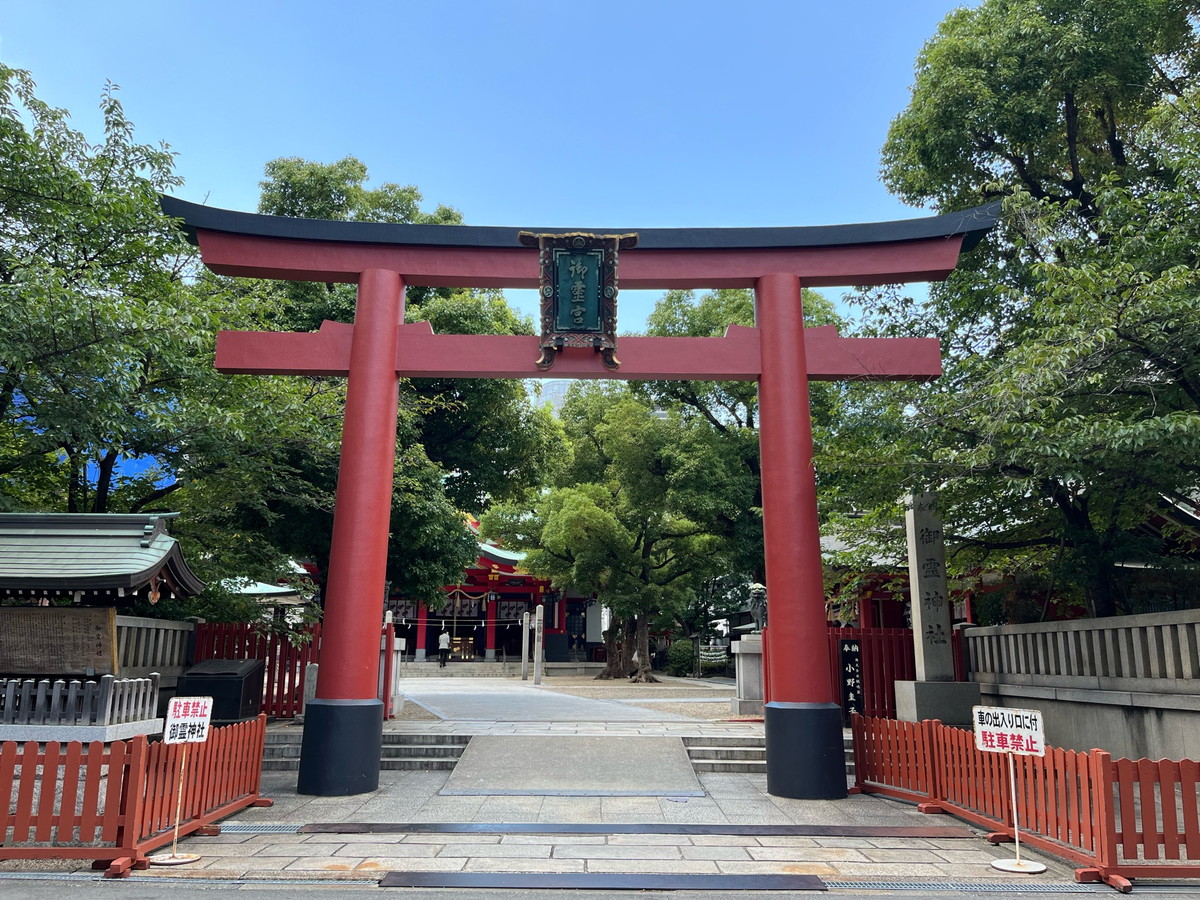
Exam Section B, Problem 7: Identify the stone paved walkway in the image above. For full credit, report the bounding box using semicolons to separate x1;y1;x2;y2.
0;674;1080;889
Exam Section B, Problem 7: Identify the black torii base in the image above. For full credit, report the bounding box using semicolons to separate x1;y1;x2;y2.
297;698;383;796
764;701;848;800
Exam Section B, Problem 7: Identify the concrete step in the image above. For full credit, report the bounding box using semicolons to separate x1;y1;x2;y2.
684;735;856;778
262;758;302;771
681;736;764;748
685;734;766;774
686;746;765;761
261;731;470;771
380;744;465;759
264;732;470;746
383;734;471;746
380;757;459;771
397;662;525;677
691;763;763;777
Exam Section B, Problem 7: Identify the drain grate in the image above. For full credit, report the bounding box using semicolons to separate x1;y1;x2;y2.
825;882;1105;893
215;823;302;834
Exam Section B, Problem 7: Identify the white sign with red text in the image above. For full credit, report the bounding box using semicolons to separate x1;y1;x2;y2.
164;695;213;744
972;705;1045;757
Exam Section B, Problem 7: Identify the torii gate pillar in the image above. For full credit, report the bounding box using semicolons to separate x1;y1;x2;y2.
161;195;998;800
298;269;403;795
756;272;843;797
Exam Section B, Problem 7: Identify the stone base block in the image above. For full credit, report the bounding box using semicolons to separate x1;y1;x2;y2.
895;680;981;728
0;718;163;742
730;698;764;717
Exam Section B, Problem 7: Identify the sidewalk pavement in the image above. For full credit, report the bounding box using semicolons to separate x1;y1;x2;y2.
0;674;1080;889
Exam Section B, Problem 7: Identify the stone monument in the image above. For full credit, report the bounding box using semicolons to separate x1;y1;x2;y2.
893;491;979;726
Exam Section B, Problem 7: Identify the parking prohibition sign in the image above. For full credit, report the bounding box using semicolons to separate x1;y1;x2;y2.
972;705;1045;757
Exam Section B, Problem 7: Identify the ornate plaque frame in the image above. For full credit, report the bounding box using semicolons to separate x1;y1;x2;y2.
518;231;638;370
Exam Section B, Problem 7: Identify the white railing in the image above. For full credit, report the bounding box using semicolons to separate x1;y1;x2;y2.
0;673;160;726
964;608;1200;694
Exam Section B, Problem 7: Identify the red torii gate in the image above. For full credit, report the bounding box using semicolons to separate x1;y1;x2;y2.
163;196;997;799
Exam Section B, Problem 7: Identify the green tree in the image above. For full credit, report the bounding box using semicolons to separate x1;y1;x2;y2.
257;156;463;329
483;384;726;681
0;66;344;602
833;0;1200;617
635;287;847;585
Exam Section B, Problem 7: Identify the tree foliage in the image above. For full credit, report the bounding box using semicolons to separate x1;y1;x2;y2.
634;287;844;584
246;155;566;603
0;66;347;608
0;70;555;617
482;384;727;681
831;1;1200;618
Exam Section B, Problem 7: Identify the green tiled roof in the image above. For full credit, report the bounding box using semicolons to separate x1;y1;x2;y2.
0;513;205;598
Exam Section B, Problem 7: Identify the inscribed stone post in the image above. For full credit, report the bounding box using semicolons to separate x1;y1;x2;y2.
533;605;545;686
905;491;955;682
521;612;530;681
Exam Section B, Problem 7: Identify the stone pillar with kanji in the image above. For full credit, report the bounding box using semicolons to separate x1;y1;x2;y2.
894;491;979;727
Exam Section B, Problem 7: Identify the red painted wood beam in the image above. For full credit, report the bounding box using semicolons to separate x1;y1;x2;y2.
216;321;941;382
194;228;966;290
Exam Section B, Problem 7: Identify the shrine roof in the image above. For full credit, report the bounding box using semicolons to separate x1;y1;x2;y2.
478;543;525;567
161;196;1000;254
0;513;206;600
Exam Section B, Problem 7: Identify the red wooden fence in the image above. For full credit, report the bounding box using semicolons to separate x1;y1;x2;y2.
193;622;322;718
827;627;966;718
0;715;270;876
193;622;399;720
852;714;1200;891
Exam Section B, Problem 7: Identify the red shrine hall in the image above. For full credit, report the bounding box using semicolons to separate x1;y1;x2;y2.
387;532;596;664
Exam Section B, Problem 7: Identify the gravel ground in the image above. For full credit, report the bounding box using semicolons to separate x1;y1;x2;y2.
534;675;739;721
394;700;439;720
618;700;738;720
395;674;744;722
531;674;735;700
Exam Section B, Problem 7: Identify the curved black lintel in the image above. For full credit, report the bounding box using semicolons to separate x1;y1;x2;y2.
160;195;1000;253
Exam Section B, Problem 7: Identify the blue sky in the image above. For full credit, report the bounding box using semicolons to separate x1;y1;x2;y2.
1;0;974;325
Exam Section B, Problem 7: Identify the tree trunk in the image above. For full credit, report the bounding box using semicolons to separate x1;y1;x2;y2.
92;449;119;513
629;614;659;683
594;613;624;679
1087;568;1119;619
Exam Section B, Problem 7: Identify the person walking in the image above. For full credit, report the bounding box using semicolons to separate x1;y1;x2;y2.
438;629;451;667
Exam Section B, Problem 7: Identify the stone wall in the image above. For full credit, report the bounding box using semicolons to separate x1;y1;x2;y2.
964;609;1200;759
